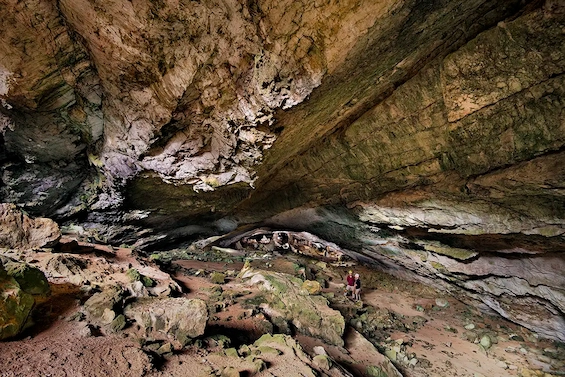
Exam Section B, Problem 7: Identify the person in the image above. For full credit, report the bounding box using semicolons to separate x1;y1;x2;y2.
344;270;355;297
353;273;362;301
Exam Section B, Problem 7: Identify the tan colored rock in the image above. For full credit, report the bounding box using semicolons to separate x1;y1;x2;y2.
301;280;322;295
0;203;60;250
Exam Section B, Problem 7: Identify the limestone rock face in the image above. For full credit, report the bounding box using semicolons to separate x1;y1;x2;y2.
0;203;60;250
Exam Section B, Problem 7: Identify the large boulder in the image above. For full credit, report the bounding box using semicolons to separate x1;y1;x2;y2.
0;256;50;296
83;285;126;323
0;261;35;340
238;263;345;346
0;203;60;250
124;297;208;345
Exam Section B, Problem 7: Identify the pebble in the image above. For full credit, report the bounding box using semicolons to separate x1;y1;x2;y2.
509;333;525;341
496;361;508;369
480;335;492;349
435;298;449;308
313;346;327;355
464;323;475;330
519;347;528;355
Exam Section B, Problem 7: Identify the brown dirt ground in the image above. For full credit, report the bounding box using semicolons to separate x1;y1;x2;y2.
0;243;562;377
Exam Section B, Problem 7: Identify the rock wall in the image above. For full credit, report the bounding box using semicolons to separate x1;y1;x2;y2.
1;0;564;342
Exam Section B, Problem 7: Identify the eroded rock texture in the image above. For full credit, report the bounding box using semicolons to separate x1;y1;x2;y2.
1;0;565;341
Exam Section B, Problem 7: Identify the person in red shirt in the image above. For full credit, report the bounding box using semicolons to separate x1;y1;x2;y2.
345;270;355;297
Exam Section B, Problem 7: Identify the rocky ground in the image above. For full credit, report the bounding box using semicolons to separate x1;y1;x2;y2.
0;238;564;377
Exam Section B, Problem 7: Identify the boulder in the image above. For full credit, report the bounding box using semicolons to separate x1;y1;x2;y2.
124;297;208;344
83;286;125;322
0;261;35;340
0;203;60;250
238;263;345;346
346;329;403;377
313;354;332;370
301;280;322;295
41;254;91;286
0;256;50;296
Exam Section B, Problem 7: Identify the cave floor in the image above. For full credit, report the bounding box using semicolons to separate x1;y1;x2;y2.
0;244;563;377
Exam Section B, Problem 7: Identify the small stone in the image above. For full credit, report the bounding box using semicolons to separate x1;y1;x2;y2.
508;365;518;370
367;365;387;377
67;311;85;322
110;314;126;332
496;361;508;369
313;354;332;370
145;342;162;352
221;366;240;377
238;344;251;357
252;358;267;373
480;335;492;349
256;345;282;356
464;324;475;330
101;308;116;325
156;343;173;355
301;280;322;295
435;298;449;308
313;346;327;355
79;324;96;337
519;347;528;355
210;272;226;284
224;348;239;358
409;358;418;367
509;333;524;342
385;349;397;361
463;331;478;343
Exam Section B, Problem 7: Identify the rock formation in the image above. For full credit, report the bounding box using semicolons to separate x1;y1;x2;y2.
1;0;564;342
0;203;60;249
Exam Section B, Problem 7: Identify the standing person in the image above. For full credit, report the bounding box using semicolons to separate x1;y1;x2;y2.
354;273;362;301
345;270;355;297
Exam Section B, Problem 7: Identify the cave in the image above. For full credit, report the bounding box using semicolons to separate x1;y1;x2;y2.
1;0;564;376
